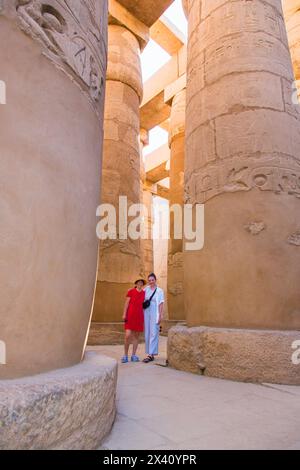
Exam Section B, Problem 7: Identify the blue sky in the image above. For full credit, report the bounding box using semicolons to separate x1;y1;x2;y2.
141;0;187;82
141;0;187;157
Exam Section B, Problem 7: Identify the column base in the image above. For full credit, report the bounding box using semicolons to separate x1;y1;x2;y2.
0;352;117;450
168;325;300;385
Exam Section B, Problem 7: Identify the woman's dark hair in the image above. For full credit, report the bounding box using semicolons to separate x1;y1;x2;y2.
148;273;157;280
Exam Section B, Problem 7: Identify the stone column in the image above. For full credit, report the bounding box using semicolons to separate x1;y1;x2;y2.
167;89;186;321
93;24;144;324
283;0;300;100
140;129;154;277
183;0;300;331
168;0;300;384
0;1;108;379
142;188;154;276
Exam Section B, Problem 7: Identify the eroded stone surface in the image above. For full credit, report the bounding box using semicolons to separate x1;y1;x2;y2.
93;24;144;324
14;0;107;115
168;325;300;385
183;0;300;330
0;1;108;378
244;221;266;236
283;0;300;99
287;230;300;246
168;89;186;322
0;352;117;450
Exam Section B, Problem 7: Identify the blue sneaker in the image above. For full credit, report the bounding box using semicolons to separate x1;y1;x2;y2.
121;356;129;363
131;355;140;362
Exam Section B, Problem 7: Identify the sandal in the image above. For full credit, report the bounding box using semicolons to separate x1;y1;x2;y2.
143;355;154;363
131;355;140;362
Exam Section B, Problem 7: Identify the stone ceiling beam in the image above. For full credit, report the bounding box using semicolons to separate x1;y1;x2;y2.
164;73;187;105
143;182;170;200
144;143;170;172
146;161;170;184
141;91;171;131
156;184;170;200
283;0;299;20
159;118;170;133
283;0;300;98
150;16;185;55
108;0;149;50
140;45;186;130
116;0;175;27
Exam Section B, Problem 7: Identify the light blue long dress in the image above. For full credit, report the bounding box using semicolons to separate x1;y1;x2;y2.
143;286;164;355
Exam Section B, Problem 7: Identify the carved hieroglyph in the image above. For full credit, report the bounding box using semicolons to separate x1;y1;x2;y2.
283;0;300;98
183;0;300;331
185;154;300;204
15;0;107;114
0;1;108;378
167;89;185;321
185;0;300;205
92;25;144;323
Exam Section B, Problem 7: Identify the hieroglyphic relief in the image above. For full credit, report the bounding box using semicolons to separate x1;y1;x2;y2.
168;282;183;296
16;0;107;113
168;252;183;268
185;155;300;204
287;231;300;246
244;222;266;236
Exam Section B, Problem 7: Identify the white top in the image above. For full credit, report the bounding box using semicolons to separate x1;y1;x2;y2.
144;286;165;323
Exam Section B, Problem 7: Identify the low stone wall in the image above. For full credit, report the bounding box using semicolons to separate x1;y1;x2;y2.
88;322;125;345
168;325;300;385
88;322;144;345
88;320;185;344
0;352;117;450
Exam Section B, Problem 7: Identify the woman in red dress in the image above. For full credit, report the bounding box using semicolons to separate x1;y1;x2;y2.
121;279;146;363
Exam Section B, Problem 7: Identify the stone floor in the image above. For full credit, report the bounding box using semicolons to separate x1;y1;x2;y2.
88;337;300;450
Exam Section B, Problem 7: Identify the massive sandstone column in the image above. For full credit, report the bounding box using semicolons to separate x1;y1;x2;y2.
0;1;108;378
283;0;300;99
183;0;300;330
93;24;144;324
140;129;154;277
141;187;154;276
167;89;186;321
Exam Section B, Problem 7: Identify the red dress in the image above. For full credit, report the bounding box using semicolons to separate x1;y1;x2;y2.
125;288;145;331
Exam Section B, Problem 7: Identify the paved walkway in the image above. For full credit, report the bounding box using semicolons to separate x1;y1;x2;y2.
88;337;300;450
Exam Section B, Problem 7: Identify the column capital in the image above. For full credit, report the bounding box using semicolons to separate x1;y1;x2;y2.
107;24;143;102
169;88;186;147
108;0;149;51
182;0;188;18
283;0;300;20
283;1;300;98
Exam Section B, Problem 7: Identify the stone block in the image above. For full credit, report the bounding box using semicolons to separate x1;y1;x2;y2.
168;325;300;385
88;322;145;345
0;352;117;450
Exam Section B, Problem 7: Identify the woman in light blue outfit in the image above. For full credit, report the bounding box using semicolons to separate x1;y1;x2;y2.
143;273;164;363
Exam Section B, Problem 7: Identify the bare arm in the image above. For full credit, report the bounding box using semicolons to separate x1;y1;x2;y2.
122;297;130;321
158;302;164;324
